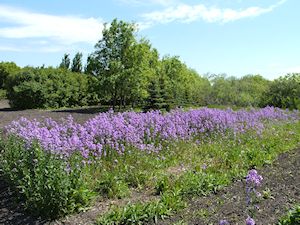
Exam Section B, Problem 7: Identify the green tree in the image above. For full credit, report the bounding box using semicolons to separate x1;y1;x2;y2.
71;52;83;73
0;62;20;89
85;54;99;76
125;39;160;108
59;54;71;70
208;74;269;107
261;73;300;109
160;56;186;106
87;19;141;109
236;74;270;107
144;79;164;111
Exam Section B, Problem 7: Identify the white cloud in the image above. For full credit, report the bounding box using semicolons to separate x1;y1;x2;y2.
0;45;22;52
118;0;176;7
141;0;287;25
0;4;104;47
0;43;73;53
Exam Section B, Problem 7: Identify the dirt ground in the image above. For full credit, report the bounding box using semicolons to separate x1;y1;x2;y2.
0;100;299;225
157;148;300;225
0;100;100;129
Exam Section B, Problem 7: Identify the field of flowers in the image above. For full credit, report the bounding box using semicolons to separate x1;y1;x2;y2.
4;107;297;158
0;106;299;224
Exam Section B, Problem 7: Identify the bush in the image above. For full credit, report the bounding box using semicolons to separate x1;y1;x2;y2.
0;61;20;89
0;89;6;100
278;205;300;225
260;73;300;110
6;67;99;109
0;135;95;218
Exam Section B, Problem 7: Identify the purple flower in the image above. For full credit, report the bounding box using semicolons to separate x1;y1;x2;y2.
219;219;230;225
246;216;255;225
3;107;297;160
246;169;263;187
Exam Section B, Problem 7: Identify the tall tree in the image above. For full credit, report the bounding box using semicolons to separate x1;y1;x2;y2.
144;79;164;111
71;52;83;73
87;19;137;109
85;54;99;76
59;53;71;70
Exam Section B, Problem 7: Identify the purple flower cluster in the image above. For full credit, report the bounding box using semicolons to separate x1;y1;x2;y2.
246;169;263;187
219;219;230;225
246;216;255;225
4;107;298;158
245;169;263;225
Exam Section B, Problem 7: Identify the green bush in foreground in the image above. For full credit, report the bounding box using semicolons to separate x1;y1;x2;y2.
278;205;300;225
0;135;95;218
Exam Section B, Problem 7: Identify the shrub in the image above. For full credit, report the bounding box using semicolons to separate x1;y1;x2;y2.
0;89;6;100
0;135;95;218
97;190;185;225
260;73;300;110
0;61;21;89
278;205;300;225
6;67;99;109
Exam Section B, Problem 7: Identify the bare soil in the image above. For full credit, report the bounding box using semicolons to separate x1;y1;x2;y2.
0;100;100;128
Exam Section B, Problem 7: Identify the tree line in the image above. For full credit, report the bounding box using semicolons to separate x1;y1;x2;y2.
0;19;299;110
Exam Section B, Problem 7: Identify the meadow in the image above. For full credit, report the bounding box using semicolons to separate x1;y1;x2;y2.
0;106;299;224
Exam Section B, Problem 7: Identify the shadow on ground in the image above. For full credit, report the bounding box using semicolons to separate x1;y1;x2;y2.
53;106;109;114
0;177;47;225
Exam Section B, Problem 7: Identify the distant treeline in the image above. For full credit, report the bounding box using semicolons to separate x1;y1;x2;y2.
0;19;299;110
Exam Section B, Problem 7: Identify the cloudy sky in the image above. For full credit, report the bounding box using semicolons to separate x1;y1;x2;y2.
0;0;299;79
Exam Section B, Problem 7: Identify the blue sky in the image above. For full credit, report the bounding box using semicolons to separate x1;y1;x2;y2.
0;0;299;80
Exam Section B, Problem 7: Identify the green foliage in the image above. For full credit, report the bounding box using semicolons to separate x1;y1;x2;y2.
6;67;99;109
0;89;6;100
261;73;300;109
86;19;210;110
278;205;300;225
97;190;185;225
208;74;270;107
87;19;138;109
59;53;71;70
96;171;131;199
155;175;175;195
177;172;229;196
0;61;21;89
71;52;83;73
144;79;165;111
0;135;95;219
159;56;211;108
